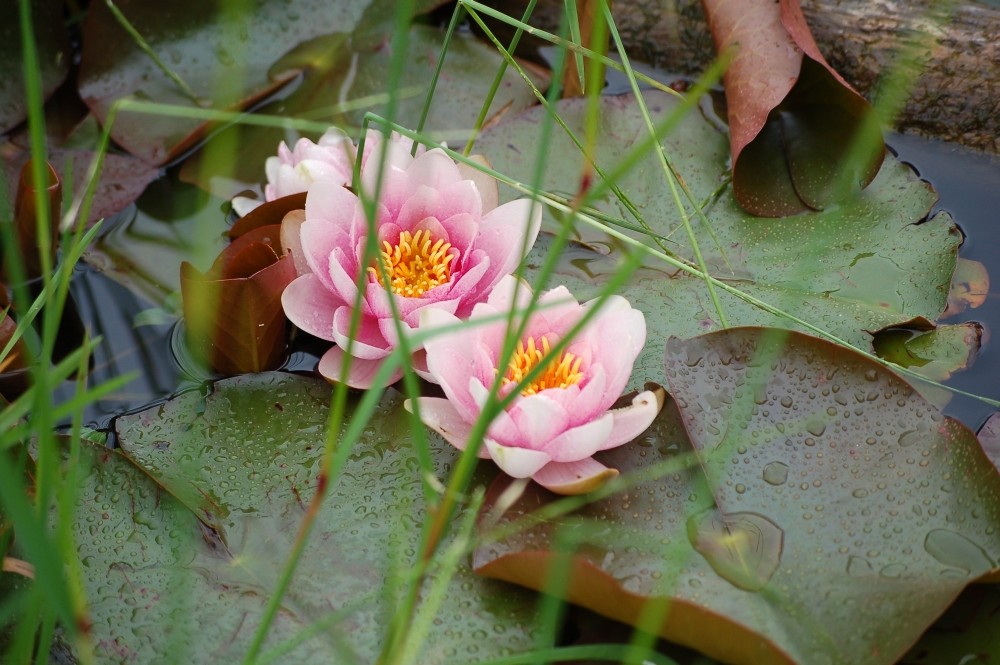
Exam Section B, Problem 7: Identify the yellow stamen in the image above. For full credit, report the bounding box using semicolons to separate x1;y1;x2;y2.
369;229;455;298
502;336;585;396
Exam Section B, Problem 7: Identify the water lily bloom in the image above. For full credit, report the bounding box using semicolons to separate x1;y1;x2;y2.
263;127;355;202
405;275;663;495
280;135;541;388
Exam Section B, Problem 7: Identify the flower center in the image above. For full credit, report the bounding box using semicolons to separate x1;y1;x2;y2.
502;335;584;396
370;229;455;298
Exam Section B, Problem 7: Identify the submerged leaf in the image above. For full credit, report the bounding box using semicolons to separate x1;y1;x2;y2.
702;0;884;216
476;328;1000;665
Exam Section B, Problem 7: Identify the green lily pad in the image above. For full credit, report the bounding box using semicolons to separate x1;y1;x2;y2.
474;327;1000;665
77;0;445;164
179;24;548;200
481;90;960;356
67;441;342;662
107;372;540;662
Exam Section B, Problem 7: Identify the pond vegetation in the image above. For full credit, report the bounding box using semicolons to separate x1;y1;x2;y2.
2;1;1000;663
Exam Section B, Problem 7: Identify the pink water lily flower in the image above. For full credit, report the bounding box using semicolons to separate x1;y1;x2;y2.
281;136;541;388
405;275;663;495
263;127;355;202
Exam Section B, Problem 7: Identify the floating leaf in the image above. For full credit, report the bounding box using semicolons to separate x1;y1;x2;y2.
943;257;990;318
103;372;540;662
78;0;447;165
476;327;1000;665
701;0;884;216
873;320;982;383
179;24;548;199
480;90;960;378
0;0;69;133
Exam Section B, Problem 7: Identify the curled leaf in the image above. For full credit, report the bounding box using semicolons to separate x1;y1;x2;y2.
180;225;295;374
943;257;990;318
2;160;60;282
704;0;885;216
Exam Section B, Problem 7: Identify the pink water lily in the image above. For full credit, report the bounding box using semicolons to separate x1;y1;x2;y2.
405;275;663;495
264;127;355;202
281;135;541;388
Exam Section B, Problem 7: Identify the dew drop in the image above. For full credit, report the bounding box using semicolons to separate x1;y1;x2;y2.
686;508;783;592
762;461;789;486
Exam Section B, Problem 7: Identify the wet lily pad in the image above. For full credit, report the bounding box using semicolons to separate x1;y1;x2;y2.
0;0;69;133
107;372;540;662
67;440;344;662
179;24;548;199
486;90;965;384
78;0;446;164
475;327;1000;665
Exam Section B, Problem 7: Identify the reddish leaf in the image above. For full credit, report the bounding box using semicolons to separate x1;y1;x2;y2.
3;142;160;228
180;232;295;374
0;290;30;401
703;0;885;216
2;160;60;283
943;258;990;319
227;193;306;240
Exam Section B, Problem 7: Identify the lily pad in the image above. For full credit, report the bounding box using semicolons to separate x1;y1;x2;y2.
65;440;343;662
0;0;69;133
483;90;962;373
78;0;446;164
475;327;1000;665
107;372;540;662
179;24;548;200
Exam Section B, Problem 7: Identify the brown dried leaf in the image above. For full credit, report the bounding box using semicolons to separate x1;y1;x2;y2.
703;0;885;216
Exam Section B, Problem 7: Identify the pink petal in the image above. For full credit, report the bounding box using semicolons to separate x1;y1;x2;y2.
422;309;488;421
317;346;401;388
299;220;352;294
485;440;552;478
279;210;310;276
485;274;535;313
332;307;392;359
473;198;542;281
508;394;570;450
600;388;665;450
394;185;442;231
541;413;614;462
281;274;343;341
438;212;479;255
328;246;364;308
468;378;522;446
406;149;464;192
456;154;499;213
532;458;618;495
305;181;359;230
405;397;489;458
411;349;435;383
543;366;607;428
